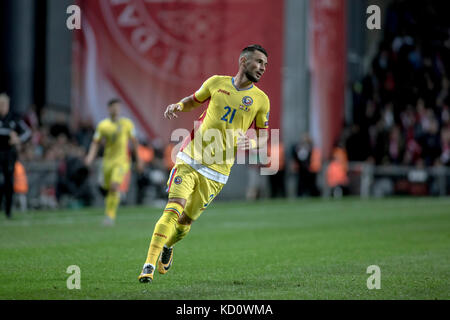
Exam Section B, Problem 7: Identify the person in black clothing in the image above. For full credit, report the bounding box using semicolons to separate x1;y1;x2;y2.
291;133;320;197
0;93;31;219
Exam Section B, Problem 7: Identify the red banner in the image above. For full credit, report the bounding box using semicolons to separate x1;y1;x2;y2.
73;0;283;142
309;0;346;159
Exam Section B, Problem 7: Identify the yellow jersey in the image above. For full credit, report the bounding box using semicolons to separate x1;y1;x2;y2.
180;75;270;180
93;117;136;165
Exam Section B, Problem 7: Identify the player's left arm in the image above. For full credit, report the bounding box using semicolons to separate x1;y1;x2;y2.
254;95;270;149
255;128;269;149
237;95;270;150
237;127;269;150
129;121;144;173
85;124;103;167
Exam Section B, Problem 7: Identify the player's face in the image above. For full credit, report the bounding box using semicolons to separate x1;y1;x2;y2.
108;103;121;118
244;51;268;83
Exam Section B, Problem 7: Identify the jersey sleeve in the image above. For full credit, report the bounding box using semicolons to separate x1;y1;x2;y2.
93;123;104;142
193;75;217;103
255;95;270;129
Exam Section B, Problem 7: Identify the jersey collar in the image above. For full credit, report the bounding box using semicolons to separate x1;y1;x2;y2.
231;77;253;91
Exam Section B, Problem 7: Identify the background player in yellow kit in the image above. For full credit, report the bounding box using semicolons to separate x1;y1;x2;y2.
85;99;143;226
139;45;270;283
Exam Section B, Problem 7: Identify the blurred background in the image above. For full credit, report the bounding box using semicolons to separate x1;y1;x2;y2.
1;0;449;212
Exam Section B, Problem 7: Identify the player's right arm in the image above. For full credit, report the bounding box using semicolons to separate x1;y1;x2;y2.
164;75;217;120
164;95;201;119
84;123;103;167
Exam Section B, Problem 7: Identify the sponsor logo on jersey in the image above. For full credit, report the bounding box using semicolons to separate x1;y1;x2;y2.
218;89;230;95
242;96;253;107
239;105;250;112
154;233;167;239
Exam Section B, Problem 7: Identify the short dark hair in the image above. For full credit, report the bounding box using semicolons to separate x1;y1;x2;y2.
107;98;121;107
241;44;268;58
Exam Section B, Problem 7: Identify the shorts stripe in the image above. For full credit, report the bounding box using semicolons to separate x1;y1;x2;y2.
164;208;181;218
167;168;177;192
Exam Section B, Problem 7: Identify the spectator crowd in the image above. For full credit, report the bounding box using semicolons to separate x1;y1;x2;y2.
347;0;450;169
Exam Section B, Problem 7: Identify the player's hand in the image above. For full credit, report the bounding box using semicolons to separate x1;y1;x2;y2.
164;103;183;119
9;131;20;146
237;131;254;151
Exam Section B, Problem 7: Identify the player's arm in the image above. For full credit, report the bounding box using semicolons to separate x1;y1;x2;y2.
255;95;270;149
84;125;103;167
164;95;202;119
127;120;144;173
130;135;144;173
255;128;269;149
84;139;100;167
238;95;270;150
164;76;216;119
237;128;268;150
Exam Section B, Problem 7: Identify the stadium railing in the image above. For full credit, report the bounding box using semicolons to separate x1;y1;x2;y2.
321;162;450;198
17;161;450;211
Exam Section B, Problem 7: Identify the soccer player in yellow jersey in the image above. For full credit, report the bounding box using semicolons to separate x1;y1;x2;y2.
138;45;270;283
85;99;143;226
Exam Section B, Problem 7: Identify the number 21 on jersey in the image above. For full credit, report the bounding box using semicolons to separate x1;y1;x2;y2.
221;106;236;124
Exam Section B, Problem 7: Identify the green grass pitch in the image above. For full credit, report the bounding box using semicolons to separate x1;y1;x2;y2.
0;197;449;300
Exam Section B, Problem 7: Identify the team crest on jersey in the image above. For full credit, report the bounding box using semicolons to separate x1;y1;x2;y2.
242;96;253;107
174;176;182;185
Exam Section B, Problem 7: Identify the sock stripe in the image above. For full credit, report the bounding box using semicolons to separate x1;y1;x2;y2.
164;208;181;218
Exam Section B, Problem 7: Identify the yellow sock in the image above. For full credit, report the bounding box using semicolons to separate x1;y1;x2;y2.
144;202;183;266
105;191;120;220
165;222;191;248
